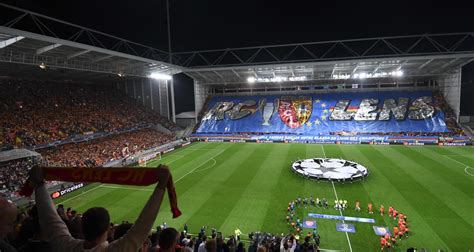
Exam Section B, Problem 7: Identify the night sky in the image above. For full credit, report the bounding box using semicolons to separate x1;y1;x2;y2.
3;0;474;114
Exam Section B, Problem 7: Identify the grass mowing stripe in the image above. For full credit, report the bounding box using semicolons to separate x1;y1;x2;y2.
260;144;308;233
442;155;474;176
322;145;353;252
409;146;474;181
156;143;256;231
359;145;451;250
258;144;292;231
330;145;389;250
55;142;473;250
370;146;470;250
56;184;102;205
391;147;473;226
304;144;353;251
146;142;217;167
100;185;154;192
217;144;281;233
157;143;228;184
175;149;225;183
189;144;276;234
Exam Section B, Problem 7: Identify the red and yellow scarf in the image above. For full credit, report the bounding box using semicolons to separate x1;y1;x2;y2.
19;167;182;218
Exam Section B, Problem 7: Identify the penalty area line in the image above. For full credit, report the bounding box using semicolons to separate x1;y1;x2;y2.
442;155;474;177
59;150;226;202
175;149;226;183
192;158;217;173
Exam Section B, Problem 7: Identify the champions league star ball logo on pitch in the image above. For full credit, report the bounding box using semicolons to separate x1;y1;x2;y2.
292;158;368;181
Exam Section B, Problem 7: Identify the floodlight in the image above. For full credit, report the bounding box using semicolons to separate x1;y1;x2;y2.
274;76;284;82
358;72;367;79
247;77;256;83
149;73;172;80
395;70;404;77
39;62;47;69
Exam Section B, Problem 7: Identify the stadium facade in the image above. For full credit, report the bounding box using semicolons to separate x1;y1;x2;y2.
0;3;473;145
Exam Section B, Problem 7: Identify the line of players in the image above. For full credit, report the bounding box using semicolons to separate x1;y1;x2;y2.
285;197;410;250
286;197;325;234
380;207;410;250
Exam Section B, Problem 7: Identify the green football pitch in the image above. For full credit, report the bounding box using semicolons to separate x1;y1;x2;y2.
54;142;474;251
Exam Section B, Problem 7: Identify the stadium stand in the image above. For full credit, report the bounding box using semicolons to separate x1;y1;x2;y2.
0;158;33;199
0;129;173;199
193;90;468;145
40;129;173;167
0;3;471;250
0;79;179;150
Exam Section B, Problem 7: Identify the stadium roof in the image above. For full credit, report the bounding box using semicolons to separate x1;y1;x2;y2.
0;3;183;82
0;3;473;84
176;33;474;85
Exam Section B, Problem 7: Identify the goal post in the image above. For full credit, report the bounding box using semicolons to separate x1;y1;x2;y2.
138;152;161;167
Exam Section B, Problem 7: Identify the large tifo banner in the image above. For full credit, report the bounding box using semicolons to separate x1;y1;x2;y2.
196;91;449;135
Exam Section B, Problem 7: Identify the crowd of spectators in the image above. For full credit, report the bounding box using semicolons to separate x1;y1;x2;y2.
0;129;173;199
197;91;466;139
40;129;174;167
0;165;173;252
1;163;322;252
2;203;321;252
0;79;179;150
0;159;33;199
433;91;464;136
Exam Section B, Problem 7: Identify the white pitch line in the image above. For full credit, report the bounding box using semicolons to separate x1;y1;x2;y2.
330;182;353;252
166;155;187;164
320;144;327;159
101;185;154;192
59;146;226;205
321;145;353;252
166;154;184;157
192;158;217;173
175;149;226;183
442;155;474;177
57;184;104;205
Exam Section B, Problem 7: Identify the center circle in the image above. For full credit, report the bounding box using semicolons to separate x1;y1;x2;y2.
291;158;369;181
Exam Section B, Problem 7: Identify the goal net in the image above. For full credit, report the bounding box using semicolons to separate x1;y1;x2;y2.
138;152;161;167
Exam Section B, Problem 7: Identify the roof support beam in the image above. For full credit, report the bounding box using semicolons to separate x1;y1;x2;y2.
194;71;211;82
0;26;182;70
36;43;61;55
331;66;336;76
249;69;259;78
183;53;474;73
183;72;199;80
231;69;241;78
351;63;359;76
212;70;224;79
0;36;24;49
418;59;434;70
371;62;384;74
459;58;474;68
395;60;408;71
67;49;91;59
91;55;114;63
440;58;459;69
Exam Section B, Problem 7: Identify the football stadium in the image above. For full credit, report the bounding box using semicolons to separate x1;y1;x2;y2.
0;2;473;252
